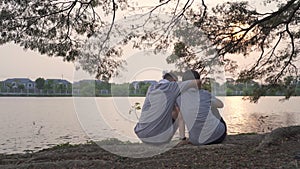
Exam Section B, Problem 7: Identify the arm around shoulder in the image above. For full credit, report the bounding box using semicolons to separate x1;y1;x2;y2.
178;79;200;92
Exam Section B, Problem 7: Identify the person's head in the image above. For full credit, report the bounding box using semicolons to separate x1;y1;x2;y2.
182;70;200;81
163;72;178;82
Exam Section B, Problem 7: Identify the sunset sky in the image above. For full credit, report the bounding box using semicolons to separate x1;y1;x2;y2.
0;0;278;83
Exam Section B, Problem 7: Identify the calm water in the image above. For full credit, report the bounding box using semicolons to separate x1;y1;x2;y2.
0;96;299;154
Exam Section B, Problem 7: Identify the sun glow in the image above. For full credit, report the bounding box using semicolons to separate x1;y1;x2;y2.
230;23;255;41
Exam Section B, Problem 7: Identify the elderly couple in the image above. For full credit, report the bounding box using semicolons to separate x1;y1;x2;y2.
134;70;227;145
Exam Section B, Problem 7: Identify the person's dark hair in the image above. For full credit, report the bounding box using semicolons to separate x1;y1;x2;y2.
182;70;200;81
163;72;178;81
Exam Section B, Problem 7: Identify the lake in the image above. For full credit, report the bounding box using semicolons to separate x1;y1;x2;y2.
0;96;299;154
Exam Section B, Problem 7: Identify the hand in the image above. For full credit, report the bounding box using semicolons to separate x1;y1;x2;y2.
176;137;191;147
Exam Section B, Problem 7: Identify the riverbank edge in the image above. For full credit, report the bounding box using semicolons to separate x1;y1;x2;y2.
0;126;299;169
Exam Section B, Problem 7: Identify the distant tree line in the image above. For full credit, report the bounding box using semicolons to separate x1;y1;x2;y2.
1;76;299;97
72;81;152;97
0;77;72;95
35;78;72;94
203;76;300;100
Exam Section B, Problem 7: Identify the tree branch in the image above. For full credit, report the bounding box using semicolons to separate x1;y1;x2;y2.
98;0;117;55
274;1;300;82
66;1;78;40
217;0;298;56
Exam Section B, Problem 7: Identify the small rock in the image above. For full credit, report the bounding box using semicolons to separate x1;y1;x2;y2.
294;152;300;160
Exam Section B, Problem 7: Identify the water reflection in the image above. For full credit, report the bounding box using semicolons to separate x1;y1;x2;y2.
0;96;299;154
222;96;300;134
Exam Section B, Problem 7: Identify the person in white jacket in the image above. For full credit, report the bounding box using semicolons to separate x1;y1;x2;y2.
176;70;227;145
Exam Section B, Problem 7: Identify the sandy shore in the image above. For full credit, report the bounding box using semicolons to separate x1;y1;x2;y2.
1;126;299;169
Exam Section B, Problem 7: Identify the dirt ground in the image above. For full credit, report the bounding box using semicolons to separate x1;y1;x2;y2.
0;126;300;169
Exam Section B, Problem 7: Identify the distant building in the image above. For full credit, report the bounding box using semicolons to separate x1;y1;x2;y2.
3;78;35;89
73;79;103;86
45;79;72;88
226;78;235;85
100;89;109;95
130;80;158;94
131;81;140;90
131;80;157;90
72;79;105;95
